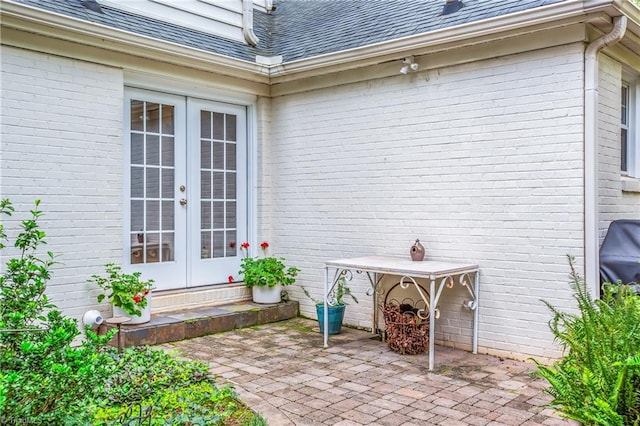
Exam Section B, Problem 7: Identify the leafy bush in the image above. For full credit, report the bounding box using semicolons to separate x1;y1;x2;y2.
0;199;265;425
89;263;154;317
0;199;115;424
533;256;640;426
238;241;299;288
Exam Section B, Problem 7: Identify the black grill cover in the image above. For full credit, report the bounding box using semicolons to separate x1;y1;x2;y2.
599;219;640;286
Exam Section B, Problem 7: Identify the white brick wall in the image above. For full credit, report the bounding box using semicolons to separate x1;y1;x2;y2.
598;54;640;235
0;46;124;321
271;44;587;358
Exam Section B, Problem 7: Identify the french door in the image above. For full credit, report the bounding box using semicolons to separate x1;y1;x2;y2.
124;89;247;290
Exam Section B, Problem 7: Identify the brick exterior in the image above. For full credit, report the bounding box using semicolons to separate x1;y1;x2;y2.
0;46;124;320
273;44;587;358
1;39;637;359
598;54;640;237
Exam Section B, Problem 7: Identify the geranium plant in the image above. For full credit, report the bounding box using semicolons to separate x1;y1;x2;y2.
89;263;154;317
238;241;299;288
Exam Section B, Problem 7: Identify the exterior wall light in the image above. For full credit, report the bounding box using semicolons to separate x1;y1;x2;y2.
400;56;418;74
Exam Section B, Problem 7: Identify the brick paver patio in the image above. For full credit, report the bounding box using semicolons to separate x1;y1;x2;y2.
157;317;577;425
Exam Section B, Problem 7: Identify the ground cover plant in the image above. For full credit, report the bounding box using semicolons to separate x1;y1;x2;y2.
533;256;640;426
0;199;265;425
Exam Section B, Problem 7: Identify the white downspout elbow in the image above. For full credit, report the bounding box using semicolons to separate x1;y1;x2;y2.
584;15;627;296
242;0;259;47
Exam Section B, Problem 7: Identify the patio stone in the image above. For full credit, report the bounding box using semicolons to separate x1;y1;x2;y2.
155;317;577;425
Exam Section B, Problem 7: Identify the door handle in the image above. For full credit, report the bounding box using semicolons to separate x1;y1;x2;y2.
179;198;187;206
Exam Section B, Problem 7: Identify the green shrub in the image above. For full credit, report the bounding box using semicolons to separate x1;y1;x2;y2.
0;199;115;424
533;256;640;426
0;199;265;425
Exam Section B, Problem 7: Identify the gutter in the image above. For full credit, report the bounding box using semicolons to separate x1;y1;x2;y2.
242;0;259;47
584;14;627;296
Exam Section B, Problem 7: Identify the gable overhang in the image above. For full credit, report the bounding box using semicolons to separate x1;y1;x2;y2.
3;0;640;91
0;0;270;89
270;0;640;80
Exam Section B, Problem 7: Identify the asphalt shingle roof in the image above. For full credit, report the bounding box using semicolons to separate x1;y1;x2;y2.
10;0;568;63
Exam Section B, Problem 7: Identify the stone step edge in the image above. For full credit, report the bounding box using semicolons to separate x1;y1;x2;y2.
98;300;299;347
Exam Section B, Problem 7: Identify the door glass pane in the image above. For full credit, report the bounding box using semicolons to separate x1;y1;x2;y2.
162;232;174;261
162;105;175;134
146;135;160;166
131;100;144;132
131;133;144;164
226;114;237;141
129;99;175;265
201;171;211;199
212;231;225;258
201;231;211;259
213;172;224;199
161;169;174;198
131;167;144;198
146;232;160;263
226;143;236;171
162;136;174;166
212;201;224;229
213;113;224;140
201;201;211;229
146;168;160;198
226;172;236;199
201;140;211;169
226;201;236;228
147;103;159;133
213;142;225;170
226;231;237;257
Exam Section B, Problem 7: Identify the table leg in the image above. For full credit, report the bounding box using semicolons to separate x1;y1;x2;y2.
429;278;435;371
323;266;329;348
473;271;479;354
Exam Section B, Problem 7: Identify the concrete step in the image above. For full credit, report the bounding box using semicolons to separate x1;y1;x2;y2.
98;300;299;348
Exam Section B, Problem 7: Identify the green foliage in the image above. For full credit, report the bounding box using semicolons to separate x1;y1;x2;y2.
89;263;154;316
302;274;359;306
239;242;299;288
0;199;117;424
533;256;640;425
91;348;264;425
0;200;265;426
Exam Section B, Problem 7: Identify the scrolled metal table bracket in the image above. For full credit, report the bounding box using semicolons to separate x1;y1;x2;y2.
399;275;435;320
459;272;478;310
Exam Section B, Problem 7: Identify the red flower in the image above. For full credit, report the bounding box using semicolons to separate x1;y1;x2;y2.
144;289;150;295
228;275;234;283
260;241;269;250
132;295;142;304
241;242;250;250
229;241;236;248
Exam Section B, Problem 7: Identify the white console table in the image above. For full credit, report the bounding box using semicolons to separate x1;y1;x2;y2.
324;256;479;371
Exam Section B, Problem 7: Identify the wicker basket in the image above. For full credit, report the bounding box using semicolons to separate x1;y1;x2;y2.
383;304;429;355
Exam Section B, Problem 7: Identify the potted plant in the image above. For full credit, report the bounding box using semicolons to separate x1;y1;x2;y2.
89;263;154;324
238;241;299;304
302;274;358;335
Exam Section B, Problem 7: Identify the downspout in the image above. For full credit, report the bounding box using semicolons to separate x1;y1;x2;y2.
242;0;259;47
584;15;627;296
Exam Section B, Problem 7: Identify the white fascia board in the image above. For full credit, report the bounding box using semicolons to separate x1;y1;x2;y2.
0;0;267;83
272;0;626;80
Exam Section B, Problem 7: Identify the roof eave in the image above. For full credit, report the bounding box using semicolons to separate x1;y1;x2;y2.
0;0;270;84
270;0;637;82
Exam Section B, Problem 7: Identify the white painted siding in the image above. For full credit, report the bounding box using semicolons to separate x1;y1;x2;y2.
598;54;640;236
101;0;246;44
0;46;124;322
271;44;586;358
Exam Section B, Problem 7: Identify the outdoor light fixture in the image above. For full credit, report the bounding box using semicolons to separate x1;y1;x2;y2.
400;56;419;74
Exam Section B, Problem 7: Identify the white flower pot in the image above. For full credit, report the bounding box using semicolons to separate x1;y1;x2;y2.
252;284;282;304
112;293;152;324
